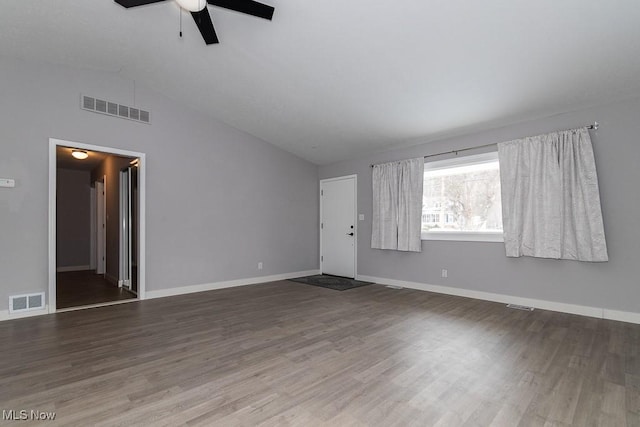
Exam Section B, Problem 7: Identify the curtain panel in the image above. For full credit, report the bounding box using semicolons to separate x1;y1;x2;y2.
371;158;423;252
498;128;608;262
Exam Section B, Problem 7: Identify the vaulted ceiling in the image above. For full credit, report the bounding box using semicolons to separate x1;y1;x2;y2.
3;1;640;164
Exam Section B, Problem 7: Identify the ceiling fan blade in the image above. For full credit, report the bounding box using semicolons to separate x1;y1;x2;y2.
114;0;166;8
191;8;219;45
207;0;274;20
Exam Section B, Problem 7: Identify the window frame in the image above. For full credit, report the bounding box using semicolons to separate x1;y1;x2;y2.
421;151;504;243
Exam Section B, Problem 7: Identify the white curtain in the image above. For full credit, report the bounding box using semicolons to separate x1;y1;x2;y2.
498;128;608;262
371;158;423;252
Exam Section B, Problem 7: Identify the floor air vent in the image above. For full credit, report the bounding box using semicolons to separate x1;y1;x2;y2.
506;304;534;311
81;95;151;124
9;292;45;313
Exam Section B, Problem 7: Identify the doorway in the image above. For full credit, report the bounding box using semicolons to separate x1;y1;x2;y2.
48;138;146;312
320;175;357;278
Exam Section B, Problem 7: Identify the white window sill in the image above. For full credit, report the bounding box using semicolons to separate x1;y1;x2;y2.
421;231;504;243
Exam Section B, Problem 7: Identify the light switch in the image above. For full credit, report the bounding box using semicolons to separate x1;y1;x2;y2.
359;214;365;221
0;178;15;188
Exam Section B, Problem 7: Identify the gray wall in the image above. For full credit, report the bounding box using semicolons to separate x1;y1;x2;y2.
0;57;319;311
56;168;91;268
320;95;640;313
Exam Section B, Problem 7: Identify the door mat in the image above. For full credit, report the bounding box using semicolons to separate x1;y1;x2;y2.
289;275;373;291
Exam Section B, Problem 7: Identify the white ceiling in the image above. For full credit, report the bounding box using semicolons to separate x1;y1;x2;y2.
3;1;640;165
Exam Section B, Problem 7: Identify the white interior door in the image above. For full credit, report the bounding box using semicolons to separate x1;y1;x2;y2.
96;179;106;275
321;175;356;278
89;186;96;271
119;168;132;290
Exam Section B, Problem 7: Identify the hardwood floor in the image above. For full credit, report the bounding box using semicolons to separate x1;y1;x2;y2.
56;270;136;309
1;280;638;426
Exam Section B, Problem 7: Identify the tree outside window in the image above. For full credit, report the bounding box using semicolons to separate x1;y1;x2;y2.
422;154;502;236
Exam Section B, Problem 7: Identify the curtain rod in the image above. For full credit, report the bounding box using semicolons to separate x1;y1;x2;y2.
370;122;599;168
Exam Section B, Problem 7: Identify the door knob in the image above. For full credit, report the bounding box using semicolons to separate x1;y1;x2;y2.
347;232;354;236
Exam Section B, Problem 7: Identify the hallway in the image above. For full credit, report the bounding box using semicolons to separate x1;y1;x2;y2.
56;270;136;309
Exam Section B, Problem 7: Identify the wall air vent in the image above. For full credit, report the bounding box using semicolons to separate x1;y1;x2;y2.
81;95;151;124
96;99;107;113
83;96;95;110
506;304;534;311
9;292;45;313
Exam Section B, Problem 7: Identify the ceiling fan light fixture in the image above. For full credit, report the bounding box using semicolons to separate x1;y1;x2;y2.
175;0;207;12
71;150;89;160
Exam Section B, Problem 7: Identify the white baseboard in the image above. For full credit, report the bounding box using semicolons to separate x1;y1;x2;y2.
56;265;91;272
0;306;49;322
145;270;321;299
357;274;640;325
602;309;640;325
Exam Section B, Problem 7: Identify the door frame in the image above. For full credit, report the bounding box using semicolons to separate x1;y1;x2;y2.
319;174;357;278
48;138;147;313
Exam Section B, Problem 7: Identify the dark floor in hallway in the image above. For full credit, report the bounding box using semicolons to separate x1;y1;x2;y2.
56;270;136;309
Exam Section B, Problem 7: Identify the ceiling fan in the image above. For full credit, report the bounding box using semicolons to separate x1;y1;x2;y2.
114;0;275;45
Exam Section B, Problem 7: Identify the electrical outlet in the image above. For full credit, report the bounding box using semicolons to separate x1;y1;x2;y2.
258;262;263;270
441;269;448;278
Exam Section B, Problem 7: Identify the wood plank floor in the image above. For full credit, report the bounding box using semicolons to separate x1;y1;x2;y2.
56;271;136;309
1;280;639;426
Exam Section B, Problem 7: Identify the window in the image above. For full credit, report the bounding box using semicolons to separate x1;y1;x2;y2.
422;152;503;242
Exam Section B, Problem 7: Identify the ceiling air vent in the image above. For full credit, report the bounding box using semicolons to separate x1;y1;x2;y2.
81;95;151;124
9;292;45;313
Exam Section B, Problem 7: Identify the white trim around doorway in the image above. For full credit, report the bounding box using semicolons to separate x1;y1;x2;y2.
48;138;147;314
